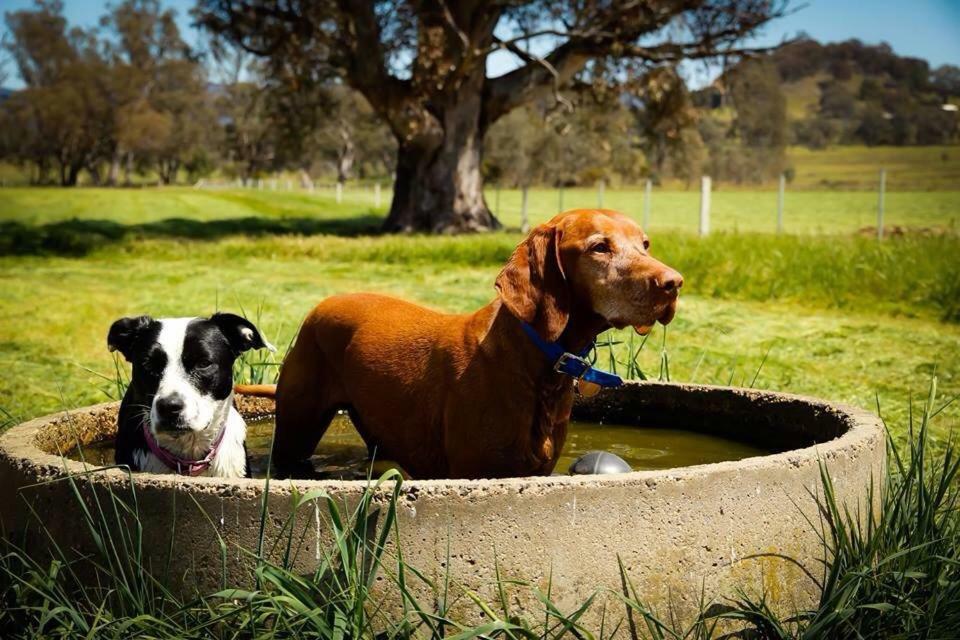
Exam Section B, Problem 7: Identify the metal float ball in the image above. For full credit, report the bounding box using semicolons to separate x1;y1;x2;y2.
568;450;632;475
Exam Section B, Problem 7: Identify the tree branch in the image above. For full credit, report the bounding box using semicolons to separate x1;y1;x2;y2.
618;37;798;65
483;0;790;125
491;35;574;113
483;38;592;125
482;1;685;124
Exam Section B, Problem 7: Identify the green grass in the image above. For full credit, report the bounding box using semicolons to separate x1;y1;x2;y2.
2;184;958;239
1;385;957;638
785;145;960;191
0;174;958;637
488;186;960;232
0;186;387;226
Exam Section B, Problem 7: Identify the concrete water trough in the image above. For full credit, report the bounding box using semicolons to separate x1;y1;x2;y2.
0;381;885;628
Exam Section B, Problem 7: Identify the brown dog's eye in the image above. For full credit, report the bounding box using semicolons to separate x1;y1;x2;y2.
590;242;610;254
643;239;650;251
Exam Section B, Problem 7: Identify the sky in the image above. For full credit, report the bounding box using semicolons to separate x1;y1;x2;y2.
2;0;959;89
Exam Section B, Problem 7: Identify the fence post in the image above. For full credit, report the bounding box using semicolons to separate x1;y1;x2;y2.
558;184;564;213
336;182;343;204
257;178;263;190
521;185;530;233
699;175;711;237
643;179;652;229
374;183;381;208
877;168;886;240
777;173;785;234
597;179;605;208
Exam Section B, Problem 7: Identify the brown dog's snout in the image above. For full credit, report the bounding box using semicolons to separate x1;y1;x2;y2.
654;268;684;295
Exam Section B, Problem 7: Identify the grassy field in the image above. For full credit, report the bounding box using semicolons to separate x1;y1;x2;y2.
1;185;958;242
0;183;958;637
785;145;960;190
0;188;958;446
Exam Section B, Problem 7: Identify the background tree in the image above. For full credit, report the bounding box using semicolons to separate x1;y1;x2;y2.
3;1;108;185
233;38;397;189
931;65;960;100
197;0;787;233
2;0;209;186
218;80;274;184
696;57;786;183
631;66;704;185
269;83;394;186
484;90;646;190
5;3;953;191
101;0;209;184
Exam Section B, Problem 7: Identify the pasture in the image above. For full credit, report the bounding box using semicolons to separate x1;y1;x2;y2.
0;183;959;638
0;186;958;448
1;182;958;240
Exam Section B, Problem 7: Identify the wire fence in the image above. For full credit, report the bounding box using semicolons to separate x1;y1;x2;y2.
194;172;960;237
487;173;958;236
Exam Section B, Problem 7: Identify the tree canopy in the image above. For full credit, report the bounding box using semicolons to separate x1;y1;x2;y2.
2;2;957;202
196;0;789;232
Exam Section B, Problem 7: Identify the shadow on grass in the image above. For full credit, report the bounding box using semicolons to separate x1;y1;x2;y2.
0;214;385;256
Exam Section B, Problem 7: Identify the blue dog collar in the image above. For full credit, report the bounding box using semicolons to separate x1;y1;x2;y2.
519;321;623;388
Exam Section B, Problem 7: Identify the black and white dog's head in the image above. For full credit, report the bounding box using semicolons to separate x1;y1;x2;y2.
108;313;274;464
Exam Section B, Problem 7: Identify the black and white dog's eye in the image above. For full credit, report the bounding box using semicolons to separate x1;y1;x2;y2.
143;352;164;375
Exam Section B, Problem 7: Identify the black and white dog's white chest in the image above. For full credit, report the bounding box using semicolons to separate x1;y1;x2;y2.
108;313;273;478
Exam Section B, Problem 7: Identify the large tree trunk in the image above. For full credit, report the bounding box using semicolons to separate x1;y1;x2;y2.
368;3;501;233
383;93;498;233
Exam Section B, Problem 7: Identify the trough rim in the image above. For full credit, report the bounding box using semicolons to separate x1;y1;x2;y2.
0;381;885;495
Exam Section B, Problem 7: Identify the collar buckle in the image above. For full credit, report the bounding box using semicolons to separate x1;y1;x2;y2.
553;352;591;379
518;319;623;389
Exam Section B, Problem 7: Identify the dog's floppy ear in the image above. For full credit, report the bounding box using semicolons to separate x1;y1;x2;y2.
495;223;570;341
210;313;276;355
107;315;155;362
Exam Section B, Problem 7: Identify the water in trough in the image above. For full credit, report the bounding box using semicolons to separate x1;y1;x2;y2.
66;414;770;479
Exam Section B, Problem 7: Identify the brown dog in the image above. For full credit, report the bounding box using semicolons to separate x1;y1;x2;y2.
237;209;682;479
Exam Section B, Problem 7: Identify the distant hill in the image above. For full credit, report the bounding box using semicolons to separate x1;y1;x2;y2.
695;39;960;148
0;88;12;102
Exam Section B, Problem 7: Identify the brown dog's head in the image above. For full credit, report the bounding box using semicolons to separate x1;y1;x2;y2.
496;209;682;341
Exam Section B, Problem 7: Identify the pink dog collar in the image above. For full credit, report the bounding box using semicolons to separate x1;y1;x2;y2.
141;421;227;476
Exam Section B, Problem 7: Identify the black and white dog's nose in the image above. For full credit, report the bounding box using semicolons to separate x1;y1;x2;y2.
155;394;185;422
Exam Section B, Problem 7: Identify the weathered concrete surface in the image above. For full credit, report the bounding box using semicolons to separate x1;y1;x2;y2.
0;382;885;632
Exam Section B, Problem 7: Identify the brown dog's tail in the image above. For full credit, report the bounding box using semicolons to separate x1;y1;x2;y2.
234;384;277;399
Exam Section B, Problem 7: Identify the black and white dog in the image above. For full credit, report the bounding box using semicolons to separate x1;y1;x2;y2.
107;313;274;478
